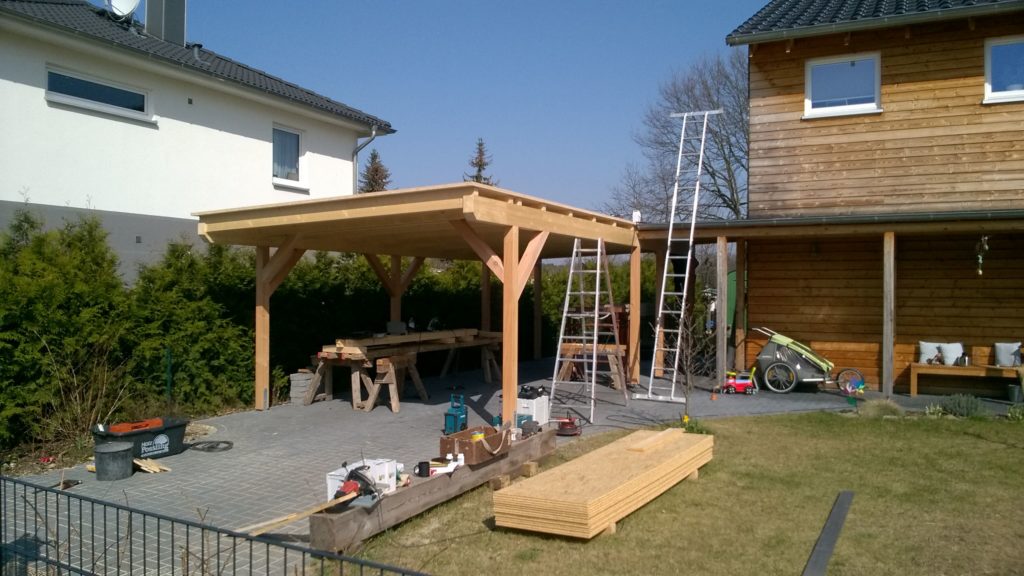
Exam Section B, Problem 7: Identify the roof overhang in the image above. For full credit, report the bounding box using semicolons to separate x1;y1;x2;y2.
638;210;1024;251
726;3;1023;46
195;183;637;260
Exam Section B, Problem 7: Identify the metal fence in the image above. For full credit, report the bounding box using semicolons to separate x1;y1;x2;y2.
1;475;427;576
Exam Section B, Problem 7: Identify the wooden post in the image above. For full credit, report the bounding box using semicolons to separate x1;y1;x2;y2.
533;263;542;360
716;236;728;390
255;247;271;411
481;265;491;331
882;232;896;397
502;226;520;425
653;245;667;377
389;255;401;322
629;239;641;385
253;242;305;411
734;239;747;371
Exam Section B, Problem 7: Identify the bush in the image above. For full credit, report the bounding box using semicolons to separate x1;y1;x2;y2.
1007;404;1024;422
941;394;988;419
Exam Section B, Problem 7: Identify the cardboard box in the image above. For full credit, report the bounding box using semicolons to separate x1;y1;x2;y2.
326;458;398;499
439;425;510;466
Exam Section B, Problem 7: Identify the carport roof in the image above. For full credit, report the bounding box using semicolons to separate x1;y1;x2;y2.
194;183;637;259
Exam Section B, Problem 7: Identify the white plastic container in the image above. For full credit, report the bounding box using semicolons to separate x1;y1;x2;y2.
326;458;399;499
516;395;550;426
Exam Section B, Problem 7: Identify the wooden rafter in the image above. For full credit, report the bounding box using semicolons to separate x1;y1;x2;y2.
450;219;504;278
515;231;549;299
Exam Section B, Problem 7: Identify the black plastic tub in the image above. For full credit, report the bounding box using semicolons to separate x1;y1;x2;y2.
92;417;188;459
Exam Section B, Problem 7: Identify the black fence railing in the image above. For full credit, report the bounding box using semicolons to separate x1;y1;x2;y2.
1;475;427;576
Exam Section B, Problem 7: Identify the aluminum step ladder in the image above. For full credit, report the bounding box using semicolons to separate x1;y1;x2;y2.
635;109;721;404
550;238;628;423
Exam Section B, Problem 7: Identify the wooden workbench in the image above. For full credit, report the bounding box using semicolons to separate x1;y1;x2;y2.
317;329;502;412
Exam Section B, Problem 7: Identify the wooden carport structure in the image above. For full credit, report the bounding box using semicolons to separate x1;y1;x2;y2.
195;183;641;423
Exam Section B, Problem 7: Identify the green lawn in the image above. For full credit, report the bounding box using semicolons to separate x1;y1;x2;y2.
355;413;1024;576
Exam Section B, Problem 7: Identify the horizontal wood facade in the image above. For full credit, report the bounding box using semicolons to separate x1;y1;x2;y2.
747;13;1024;218
743;233;1024;395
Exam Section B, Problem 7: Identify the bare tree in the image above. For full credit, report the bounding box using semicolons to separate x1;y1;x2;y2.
606;49;748;222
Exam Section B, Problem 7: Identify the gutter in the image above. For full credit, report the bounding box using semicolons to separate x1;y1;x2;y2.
726;3;1023;46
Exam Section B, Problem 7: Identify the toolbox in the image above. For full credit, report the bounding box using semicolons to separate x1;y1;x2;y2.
92;417;188;459
439;425;510;466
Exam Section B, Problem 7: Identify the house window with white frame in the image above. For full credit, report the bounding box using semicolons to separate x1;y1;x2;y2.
45;67;151;121
985;35;1024;104
272;127;301;182
804;52;881;119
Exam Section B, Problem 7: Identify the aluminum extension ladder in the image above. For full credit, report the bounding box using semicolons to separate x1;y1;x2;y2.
550;238;628;423
635;109;721;404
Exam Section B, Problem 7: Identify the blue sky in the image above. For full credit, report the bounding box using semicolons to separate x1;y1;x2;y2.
180;0;765;210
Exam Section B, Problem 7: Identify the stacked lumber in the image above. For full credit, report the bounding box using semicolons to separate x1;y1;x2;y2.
133;458;171;473
493;429;712;539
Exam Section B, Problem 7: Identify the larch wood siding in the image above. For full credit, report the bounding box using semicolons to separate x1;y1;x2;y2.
747;13;1024;218
745;237;884;388
893;233;1024;395
744;233;1024;395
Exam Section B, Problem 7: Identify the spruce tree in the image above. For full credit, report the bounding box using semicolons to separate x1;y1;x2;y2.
464;138;497;185
358;149;392;193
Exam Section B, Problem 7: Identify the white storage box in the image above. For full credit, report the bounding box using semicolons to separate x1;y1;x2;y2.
326;458;399;499
516;395;550;426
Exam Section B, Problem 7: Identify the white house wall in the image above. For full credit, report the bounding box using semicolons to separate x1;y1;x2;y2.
0;27;359;219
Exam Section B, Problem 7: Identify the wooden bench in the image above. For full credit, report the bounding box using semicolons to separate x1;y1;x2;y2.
909;363;1021;396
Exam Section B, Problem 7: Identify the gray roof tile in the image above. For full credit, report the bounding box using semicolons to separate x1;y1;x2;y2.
0;0;394;132
728;0;1024;45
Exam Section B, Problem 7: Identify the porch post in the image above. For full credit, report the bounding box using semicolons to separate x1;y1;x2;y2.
629;239;642;385
716;236;729;390
389;255;402;322
502;226;520;425
734;239;747;371
533;263;542;360
882;231;896;397
255;247;271;411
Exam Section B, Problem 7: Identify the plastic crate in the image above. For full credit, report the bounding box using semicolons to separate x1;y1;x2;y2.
92;417;188;459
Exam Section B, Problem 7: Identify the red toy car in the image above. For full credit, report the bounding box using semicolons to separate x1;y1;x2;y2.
723;372;757;395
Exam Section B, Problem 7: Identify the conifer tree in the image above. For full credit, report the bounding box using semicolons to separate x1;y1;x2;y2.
358;149;392;193
464;138;497;185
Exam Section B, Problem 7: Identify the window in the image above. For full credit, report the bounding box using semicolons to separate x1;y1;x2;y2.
985;36;1024;104
804;52;881;119
272;126;305;188
45;68;151;121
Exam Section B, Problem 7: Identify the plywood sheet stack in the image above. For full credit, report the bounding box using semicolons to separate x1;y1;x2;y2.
493;429;712;539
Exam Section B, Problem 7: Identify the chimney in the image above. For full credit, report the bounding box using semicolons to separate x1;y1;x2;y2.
146;0;187;46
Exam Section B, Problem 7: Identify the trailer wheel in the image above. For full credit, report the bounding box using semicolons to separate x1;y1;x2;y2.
763;362;798;393
834;368;865;392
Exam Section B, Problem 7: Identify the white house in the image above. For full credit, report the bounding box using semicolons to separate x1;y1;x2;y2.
0;0;392;275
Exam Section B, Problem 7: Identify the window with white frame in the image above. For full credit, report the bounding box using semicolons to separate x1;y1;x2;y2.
272;127;302;183
985;35;1024;104
804;52;881;118
45;67;151;121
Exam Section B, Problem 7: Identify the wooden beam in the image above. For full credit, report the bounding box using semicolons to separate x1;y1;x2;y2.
257;235;301;286
255;246;271;411
629;239;641;385
310;429;557;553
882;231;896;397
389;255;402;322
398;257;425;293
533;263;542;360
450;219;504;278
268;249;305;294
464;195;635;249
733;240;747;371
363;254;395;296
502;225;520;425
516;231;549;299
716;236;728;390
653;246;667;378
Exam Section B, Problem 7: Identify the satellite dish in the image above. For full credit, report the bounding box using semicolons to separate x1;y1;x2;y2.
106;0;140;19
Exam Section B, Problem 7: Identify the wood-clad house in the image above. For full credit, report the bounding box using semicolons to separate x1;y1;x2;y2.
656;0;1024;396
